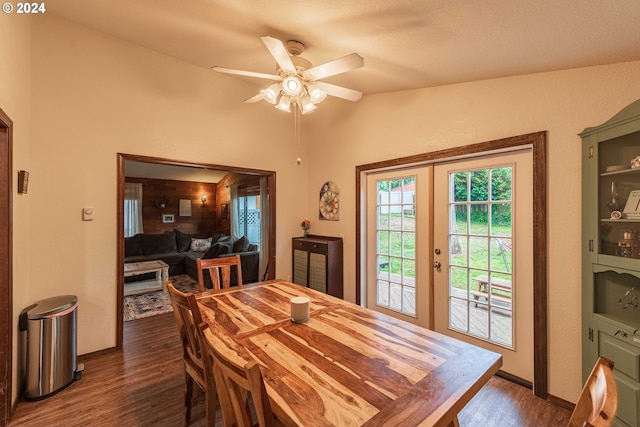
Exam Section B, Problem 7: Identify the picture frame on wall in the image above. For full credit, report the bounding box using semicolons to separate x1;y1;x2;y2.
179;199;192;216
221;204;229;219
162;214;175;223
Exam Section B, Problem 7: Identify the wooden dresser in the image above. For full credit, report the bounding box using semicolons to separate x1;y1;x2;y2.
292;235;343;298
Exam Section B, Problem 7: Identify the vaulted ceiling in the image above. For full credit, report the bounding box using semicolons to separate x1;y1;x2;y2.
47;0;640;99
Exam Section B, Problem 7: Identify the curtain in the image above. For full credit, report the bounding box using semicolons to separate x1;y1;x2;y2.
259;177;269;281
124;183;144;237
230;183;241;237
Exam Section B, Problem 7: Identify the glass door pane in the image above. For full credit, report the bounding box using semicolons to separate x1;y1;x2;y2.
376;177;416;316
448;167;514;347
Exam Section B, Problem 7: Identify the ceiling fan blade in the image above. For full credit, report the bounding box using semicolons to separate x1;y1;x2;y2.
261;36;296;74
244;94;264;104
306;53;364;80
315;81;362;102
212;66;281;81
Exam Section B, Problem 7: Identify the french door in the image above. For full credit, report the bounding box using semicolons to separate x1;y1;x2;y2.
433;149;533;381
364;149;534;381
365;167;432;328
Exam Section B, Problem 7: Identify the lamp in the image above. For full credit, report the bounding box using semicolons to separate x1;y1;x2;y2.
260;77;327;115
260;84;280;105
275;95;291;112
154;197;168;209
282;76;303;96
200;194;207;205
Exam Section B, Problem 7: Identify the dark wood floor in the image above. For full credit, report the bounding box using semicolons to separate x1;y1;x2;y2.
9;312;571;427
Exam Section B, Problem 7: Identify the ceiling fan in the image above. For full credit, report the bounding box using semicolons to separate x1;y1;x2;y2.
212;36;364;114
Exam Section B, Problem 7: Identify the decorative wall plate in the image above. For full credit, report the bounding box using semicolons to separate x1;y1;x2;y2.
319;181;339;221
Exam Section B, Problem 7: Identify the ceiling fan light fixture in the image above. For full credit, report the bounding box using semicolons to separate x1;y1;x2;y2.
275;95;292;112
300;97;317;114
282;76;303;97
308;85;327;104
260;84;280;104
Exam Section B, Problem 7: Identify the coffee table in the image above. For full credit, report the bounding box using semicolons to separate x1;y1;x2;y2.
123;260;169;296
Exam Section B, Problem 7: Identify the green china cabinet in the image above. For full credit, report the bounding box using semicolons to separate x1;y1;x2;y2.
581;99;640;427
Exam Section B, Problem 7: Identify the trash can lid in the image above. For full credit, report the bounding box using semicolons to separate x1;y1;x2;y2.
27;295;78;319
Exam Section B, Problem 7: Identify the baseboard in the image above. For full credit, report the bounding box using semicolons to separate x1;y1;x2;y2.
78;346;117;362
546;394;574;411
496;370;575;412
497;370;533;389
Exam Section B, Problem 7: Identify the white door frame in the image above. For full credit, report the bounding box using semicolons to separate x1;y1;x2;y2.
355;132;548;398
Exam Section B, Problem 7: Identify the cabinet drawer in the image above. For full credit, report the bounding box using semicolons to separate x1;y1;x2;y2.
599;332;640;381
293;240;327;254
614;370;640;427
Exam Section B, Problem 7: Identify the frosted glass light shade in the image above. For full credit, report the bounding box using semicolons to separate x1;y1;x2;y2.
308;85;327;104
260;84;280;104
275;95;292;112
282;76;303;96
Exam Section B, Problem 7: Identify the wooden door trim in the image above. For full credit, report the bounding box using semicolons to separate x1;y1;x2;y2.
116;153;276;350
0;108;13;425
355;131;548;399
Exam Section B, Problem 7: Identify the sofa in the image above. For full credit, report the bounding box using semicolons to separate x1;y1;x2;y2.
124;230;260;286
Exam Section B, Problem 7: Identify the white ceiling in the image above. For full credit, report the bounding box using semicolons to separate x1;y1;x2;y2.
47;0;640;98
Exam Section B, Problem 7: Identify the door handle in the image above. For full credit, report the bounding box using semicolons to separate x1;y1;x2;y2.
433;261;441;269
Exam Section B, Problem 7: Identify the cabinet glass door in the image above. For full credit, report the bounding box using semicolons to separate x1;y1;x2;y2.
597;132;640;263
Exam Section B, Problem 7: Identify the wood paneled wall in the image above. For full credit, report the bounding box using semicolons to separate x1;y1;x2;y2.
126;177;217;234
215;173;262;236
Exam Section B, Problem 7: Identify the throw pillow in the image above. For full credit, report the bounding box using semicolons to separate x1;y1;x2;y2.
211;233;225;244
124;234;143;257
190;237;212;252
232;236;250;253
174;229;193;252
203;242;230;259
217;235;233;244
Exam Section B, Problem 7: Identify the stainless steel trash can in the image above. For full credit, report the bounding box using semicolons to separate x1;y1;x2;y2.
19;295;80;400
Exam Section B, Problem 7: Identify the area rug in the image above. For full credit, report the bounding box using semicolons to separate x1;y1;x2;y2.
123;274;199;322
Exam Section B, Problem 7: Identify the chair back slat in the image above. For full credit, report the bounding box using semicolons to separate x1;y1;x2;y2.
198;323;276;427
568;356;617;427
167;283;204;370
197;254;243;292
167;283;219;426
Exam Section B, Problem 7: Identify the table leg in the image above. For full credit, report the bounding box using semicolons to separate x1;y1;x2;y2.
446;415;461;427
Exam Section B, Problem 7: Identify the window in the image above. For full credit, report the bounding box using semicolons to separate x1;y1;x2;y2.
124;183;143;237
237;186;261;245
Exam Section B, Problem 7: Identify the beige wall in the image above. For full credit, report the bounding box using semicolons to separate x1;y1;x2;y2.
8;11;640;407
0;13;32;406
306;61;640;402
28;14;309;356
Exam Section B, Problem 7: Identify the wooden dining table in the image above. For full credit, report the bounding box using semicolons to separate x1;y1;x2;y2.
197;280;502;427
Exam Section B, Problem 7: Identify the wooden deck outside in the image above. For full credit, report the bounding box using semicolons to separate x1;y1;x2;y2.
378;272;513;347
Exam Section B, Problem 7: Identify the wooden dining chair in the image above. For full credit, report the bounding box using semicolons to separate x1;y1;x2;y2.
166;282;218;427
197;322;281;427
197;254;243;292
568;356;617;427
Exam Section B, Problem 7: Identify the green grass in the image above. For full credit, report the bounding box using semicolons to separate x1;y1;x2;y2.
378;215;511;292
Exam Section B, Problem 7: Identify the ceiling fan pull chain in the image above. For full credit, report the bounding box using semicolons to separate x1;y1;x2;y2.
294;104;302;166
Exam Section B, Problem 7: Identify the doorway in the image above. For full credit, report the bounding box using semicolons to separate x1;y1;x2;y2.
115;153;277;350
433;149;533;381
0;108;13;426
365;167;432;328
356;131;548;398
